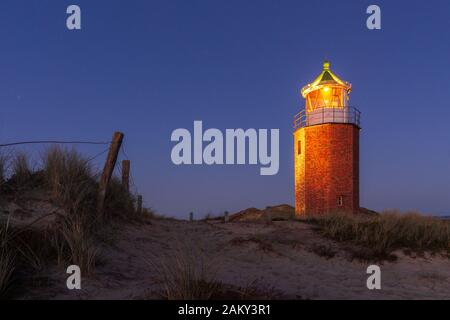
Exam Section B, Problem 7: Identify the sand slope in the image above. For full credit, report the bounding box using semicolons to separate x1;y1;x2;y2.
23;218;450;300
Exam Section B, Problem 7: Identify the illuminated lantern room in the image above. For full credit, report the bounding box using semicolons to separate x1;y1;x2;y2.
301;60;352;112
294;61;360;129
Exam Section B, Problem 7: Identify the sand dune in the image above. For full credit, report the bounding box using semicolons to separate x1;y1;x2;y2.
24;218;450;300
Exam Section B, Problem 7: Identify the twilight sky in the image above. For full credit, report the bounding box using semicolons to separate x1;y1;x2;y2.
0;0;449;217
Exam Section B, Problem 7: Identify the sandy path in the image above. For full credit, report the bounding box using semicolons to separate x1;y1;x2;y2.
24;220;450;300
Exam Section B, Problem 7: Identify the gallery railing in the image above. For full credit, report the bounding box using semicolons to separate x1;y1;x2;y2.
293;106;361;130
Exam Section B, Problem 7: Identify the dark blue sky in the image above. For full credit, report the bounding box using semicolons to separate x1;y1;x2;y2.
1;0;449;217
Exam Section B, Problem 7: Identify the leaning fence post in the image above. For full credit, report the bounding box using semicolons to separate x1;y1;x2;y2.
97;131;124;217
189;212;194;222
136;195;143;215
122;160;130;192
224;211;229;223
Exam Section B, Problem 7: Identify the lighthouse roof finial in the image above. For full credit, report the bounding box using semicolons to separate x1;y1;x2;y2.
300;60;352;98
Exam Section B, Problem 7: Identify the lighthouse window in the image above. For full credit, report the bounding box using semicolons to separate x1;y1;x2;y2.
337;196;343;207
298;140;301;155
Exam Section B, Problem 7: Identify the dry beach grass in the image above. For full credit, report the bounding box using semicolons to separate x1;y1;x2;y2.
308;211;450;260
0;146;136;298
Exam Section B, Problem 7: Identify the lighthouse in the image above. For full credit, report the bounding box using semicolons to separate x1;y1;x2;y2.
294;61;361;216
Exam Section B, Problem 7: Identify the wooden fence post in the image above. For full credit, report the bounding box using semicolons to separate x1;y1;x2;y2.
122;160;130;192
136;195;143;215
224;211;229;223
97;131;124;216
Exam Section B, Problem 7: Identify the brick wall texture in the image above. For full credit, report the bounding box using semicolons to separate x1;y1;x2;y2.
294;123;360;216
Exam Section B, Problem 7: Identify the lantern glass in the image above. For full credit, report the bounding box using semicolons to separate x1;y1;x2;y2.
305;86;347;112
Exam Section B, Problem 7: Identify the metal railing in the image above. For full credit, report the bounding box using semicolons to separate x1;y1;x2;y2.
293;106;361;130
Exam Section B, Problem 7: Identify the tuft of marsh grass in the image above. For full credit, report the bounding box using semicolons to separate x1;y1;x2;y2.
149;243;283;300
151;245;221;300
104;177;135;220
12;152;31;179
42;146;97;210
0;219;16;298
52;214;98;274
0;248;15;298
308;211;450;258
9;152;33;192
42;145;135;220
0;153;10;188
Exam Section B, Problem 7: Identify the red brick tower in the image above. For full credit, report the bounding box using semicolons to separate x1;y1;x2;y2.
294;61;361;216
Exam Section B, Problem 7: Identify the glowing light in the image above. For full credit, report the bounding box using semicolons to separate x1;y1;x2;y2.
300;61;353;112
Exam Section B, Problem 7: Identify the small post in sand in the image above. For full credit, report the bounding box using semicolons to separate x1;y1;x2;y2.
189;212;194;222
97;131;124;217
224;211;229;223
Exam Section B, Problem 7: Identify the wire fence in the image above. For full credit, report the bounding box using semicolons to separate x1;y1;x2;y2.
0;135;142;200
0;140;110;176
0;140;111;148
